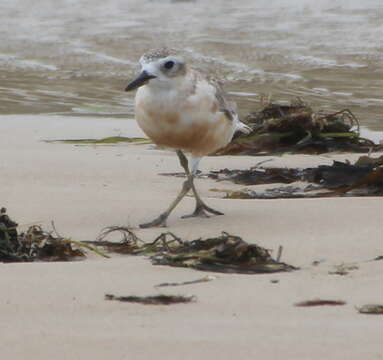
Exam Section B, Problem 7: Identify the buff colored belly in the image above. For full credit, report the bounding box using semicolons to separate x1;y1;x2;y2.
136;108;234;157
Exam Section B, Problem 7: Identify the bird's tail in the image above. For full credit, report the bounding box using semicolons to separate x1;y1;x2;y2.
235;121;252;134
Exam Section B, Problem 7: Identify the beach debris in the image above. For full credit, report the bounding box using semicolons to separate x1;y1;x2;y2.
0;209;106;262
328;263;359;276
45;136;150;145
209;166;301;185
319;157;383;197
155;275;217;288
312;259;326;266
295;299;346;307
210;186;308;200
87;228;183;255
105;293;196;305
0;207;19;260
216;98;381;155
357;304;383;315
90;229;297;274
146;232;295;274
208;154;383;199
91;226;144;254
18;225;86;261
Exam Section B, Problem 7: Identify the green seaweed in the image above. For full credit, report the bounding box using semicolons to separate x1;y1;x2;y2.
46;136;150;145
317;132;359;138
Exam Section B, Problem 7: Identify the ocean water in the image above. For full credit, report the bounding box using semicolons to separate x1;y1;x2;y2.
0;0;382;130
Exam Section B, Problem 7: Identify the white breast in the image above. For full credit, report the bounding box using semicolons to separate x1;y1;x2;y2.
134;76;236;157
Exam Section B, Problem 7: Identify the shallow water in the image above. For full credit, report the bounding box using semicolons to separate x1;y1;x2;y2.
1;0;382;130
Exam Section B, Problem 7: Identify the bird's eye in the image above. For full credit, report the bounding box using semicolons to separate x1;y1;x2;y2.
164;60;175;69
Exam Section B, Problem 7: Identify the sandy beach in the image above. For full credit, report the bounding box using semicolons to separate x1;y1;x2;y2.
1;114;382;359
1;0;383;358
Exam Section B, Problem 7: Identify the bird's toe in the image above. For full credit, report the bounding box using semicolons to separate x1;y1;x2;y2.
139;213;168;228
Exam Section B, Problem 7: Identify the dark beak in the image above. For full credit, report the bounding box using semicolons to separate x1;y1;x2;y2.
125;70;156;92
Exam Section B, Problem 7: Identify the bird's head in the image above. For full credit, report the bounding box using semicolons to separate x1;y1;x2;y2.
125;47;186;92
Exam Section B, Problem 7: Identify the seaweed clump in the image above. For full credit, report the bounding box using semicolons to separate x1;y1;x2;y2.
0;209;103;262
216;98;380;155
0;207;21;261
105;294;195;305
357;304;383;315
89;229;297;274
209;154;383;199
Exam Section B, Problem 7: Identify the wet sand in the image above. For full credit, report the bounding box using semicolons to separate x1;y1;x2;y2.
1;1;383;128
1;115;383;359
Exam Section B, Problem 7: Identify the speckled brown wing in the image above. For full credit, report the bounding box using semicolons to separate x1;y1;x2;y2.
204;76;236;122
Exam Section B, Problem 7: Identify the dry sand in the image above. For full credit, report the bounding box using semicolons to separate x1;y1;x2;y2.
1;115;382;360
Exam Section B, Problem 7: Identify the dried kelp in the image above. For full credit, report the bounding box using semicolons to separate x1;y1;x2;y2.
295;299;346;307
328;263;359;276
0;209;105;262
0;207;19;260
209;154;383;199
149;233;297;274
357;304;383;314
105;294;195;305
19;225;89;261
155;275;216;288
209;167;302;185
216;98;380;155
88;226;145;254
209;160;378;188
297;155;383;196
87;228;183;255
91;229;297;274
152;233;294;274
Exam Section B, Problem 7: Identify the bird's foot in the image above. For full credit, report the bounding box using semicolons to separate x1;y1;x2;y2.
139;213;168;228
181;202;224;219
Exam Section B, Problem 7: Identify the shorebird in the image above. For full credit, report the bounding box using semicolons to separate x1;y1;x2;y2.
125;47;250;228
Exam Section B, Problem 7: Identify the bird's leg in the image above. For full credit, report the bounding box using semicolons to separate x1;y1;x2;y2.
139;150;223;228
139;176;193;228
177;150;224;219
139;150;193;228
